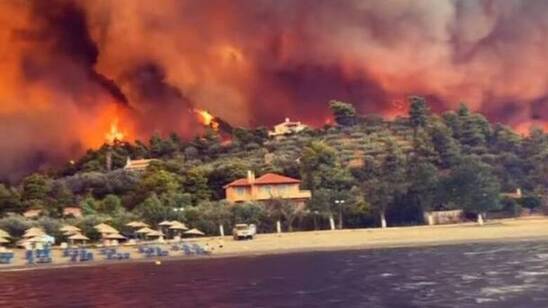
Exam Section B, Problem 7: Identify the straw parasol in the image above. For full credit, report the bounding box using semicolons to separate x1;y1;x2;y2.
0;237;9;244
60;225;81;233
68;233;89;241
158;220;172;227
0;229;10;238
23;227;45;238
169;222;188;230
146;230;164;237
184;228;205;236
136;227;155;234
103;233;126;240
27;234;55;244
126;221;149;228
94;223;119;234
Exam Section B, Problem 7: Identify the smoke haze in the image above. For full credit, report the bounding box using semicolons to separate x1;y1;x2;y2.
0;0;547;179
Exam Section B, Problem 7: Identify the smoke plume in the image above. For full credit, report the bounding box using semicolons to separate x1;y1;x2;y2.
0;0;547;180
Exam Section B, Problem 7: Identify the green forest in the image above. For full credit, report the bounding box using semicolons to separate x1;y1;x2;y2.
0;97;546;240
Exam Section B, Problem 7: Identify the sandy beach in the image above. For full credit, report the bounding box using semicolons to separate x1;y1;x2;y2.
3;216;548;272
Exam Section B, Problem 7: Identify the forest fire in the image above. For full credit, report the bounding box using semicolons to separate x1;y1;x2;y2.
105;118;125;144
0;1;547;179
194;109;220;131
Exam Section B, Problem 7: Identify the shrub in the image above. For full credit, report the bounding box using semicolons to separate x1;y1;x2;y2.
0;215;31;239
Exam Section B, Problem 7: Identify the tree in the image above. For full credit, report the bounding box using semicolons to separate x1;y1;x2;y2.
98;194;124;215
138;169;181;197
182;167;211;204
362;140;408;228
406;161;439;225
48;181;75;217
408;96;429;133
301;141;353;229
134;193;172;224
430;121;461;168
0;184;21;215
80;196;99;216
198;200;232;236
329;100;357;126
232;202;268;231
21;173;52;211
441;157;501;224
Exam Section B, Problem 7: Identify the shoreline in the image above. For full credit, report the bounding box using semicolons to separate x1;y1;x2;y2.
3;217;548;273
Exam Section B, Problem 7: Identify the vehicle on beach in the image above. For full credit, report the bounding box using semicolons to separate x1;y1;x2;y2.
232;224;256;240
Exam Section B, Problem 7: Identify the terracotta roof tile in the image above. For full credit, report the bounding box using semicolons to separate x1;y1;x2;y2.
255;173;301;185
224;173;301;188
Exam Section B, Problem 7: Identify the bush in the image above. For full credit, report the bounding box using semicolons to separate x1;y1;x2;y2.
519;196;542;210
35;216;63;240
0;215;31;239
501;197;522;217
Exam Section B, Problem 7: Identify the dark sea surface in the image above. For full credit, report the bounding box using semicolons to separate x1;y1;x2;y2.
2;240;548;307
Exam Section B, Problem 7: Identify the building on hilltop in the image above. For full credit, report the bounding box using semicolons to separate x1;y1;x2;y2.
224;171;311;205
123;157;157;172
23;209;42;219
63;207;82;218
268;118;308;139
500;188;522;199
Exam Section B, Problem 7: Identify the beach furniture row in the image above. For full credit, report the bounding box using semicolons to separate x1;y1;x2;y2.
138;246;169;257
171;243;210;256
0;252;14;264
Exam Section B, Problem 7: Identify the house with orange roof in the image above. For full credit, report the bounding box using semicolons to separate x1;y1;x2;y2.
224;171;311;204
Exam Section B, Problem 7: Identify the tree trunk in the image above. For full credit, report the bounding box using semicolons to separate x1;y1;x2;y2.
329;215;335;231
219;224;225;237
380;211;387;228
477;213;484;225
338;208;343;230
276;220;282;233
426;212;434;226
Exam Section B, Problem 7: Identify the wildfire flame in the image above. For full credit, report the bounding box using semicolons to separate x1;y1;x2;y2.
105;118;125;144
194;108;220;131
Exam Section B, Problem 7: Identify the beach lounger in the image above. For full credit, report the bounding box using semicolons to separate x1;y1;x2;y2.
192;244;209;255
36;257;52;264
182;244;193;256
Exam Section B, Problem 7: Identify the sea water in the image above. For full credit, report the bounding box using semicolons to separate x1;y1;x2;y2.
2;240;548;307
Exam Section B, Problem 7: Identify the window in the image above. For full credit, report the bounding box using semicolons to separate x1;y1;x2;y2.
235;187;248;196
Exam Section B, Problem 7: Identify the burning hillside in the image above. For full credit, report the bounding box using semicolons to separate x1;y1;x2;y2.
0;0;547;179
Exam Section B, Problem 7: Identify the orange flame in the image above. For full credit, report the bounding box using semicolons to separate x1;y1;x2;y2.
194;108;220;130
105;118;125;144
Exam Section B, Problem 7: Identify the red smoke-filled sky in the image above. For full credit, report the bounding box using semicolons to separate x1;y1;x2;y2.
0;0;547;179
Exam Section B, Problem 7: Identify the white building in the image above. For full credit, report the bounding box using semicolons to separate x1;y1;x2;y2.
268;118;308;139
124;158;157;172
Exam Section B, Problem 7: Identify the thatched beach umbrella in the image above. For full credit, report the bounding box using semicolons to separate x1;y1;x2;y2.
168;222;189;238
103;233;126;240
158;220;172;227
94;223;119;234
136;227;155;234
0;229;10;238
60;225;81;233
68;233;89;246
169;222;188;230
126;221;149;228
146;230;164;238
69;233;89;241
184;228;205;236
0;237;9;244
23;228;45;238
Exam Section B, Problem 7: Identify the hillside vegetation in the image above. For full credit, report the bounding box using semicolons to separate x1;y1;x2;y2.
0;97;546;238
